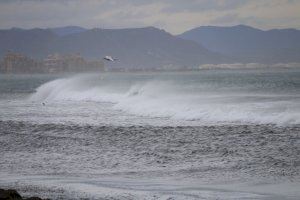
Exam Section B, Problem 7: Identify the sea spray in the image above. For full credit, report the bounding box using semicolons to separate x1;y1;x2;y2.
30;71;300;125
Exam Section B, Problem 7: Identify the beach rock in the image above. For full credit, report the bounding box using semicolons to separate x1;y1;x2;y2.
0;189;22;200
0;189;49;200
24;197;43;200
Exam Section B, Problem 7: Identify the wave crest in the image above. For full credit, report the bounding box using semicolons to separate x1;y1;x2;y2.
30;75;300;125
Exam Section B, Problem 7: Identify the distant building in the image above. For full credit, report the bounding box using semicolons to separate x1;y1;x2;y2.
43;53;68;73
0;52;104;74
0;61;3;72
43;53;104;73
1;52;41;73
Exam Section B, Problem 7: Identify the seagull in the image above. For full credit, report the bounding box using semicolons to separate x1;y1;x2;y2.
103;56;117;61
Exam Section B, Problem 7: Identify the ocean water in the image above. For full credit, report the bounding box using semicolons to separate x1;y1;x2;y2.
0;69;299;199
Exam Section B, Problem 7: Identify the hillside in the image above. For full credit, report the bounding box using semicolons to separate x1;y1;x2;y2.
0;27;226;69
179;25;300;63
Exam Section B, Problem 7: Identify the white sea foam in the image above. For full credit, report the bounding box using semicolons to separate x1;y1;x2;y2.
3;174;297;200
30;75;123;103
199;62;300;69
30;74;300;125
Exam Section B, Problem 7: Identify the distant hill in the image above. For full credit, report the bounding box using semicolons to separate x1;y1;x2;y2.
0;27;226;69
0;28;56;59
179;25;300;63
50;26;87;36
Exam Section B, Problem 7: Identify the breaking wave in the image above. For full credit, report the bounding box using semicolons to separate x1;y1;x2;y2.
30;74;300;125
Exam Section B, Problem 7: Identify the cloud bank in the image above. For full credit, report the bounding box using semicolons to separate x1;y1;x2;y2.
0;0;299;34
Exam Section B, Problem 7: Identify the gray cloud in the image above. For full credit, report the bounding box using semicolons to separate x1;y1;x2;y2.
0;0;299;34
161;0;249;13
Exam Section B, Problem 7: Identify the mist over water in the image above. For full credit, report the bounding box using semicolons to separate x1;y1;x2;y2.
29;69;300;125
1;69;300;199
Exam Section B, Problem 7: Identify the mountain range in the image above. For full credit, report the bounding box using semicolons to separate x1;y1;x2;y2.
179;25;300;63
0;27;225;69
0;25;299;69
50;26;87;36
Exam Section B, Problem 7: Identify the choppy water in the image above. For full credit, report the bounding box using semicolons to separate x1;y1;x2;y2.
0;69;300;199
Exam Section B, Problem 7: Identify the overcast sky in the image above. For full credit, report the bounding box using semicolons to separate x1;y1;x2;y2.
0;0;299;34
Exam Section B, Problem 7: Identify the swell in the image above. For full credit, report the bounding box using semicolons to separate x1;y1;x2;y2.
29;74;300;125
1;120;299;180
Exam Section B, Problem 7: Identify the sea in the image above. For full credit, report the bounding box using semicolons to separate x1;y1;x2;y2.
0;69;299;200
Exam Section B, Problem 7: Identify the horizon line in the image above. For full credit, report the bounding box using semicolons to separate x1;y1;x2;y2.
1;24;299;35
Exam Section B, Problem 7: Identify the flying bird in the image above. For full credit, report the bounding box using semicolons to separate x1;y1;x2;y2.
103;56;117;61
